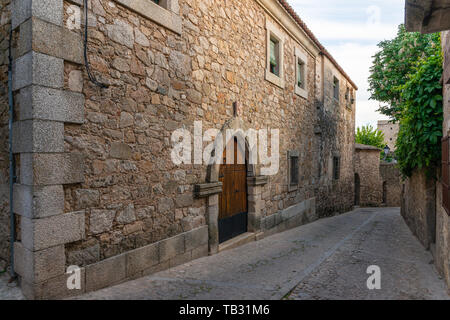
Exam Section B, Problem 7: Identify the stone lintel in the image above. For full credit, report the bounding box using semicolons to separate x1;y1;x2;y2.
194;182;223;198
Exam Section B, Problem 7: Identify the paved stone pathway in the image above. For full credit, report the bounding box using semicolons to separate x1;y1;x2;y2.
76;208;449;300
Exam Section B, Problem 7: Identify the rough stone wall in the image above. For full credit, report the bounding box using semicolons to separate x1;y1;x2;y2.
434;29;450;290
57;0;356;266
377;120;399;151
61;0;340;266
380;162;402;207
354;148;382;207
0;0;11;272
401;169;436;249
314;57;355;217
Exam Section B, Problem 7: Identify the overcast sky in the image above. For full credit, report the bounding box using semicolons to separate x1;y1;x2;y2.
287;0;405;128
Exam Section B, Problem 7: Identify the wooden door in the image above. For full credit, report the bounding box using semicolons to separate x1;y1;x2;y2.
218;138;248;243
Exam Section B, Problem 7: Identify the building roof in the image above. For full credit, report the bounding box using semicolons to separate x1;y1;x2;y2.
277;0;358;90
355;143;382;151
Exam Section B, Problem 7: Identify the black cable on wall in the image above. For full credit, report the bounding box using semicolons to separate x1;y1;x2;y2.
83;0;108;88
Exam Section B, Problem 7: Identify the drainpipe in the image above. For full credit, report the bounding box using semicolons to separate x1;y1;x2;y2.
8;25;16;278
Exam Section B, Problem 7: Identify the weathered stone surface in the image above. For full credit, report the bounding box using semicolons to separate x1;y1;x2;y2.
13;184;64;218
158;197;174;213
159;234;185;262
21;211;85;251
13;51;63;90
90;210;115;235
110;142;132;160
354;146;382;207
75;189;100;210
12;0;63;30
14;242;65;283
12;120;64;153
116;204;136;224
68;70;83;92
106;19;134;49
126;243;159;277
85;254;126;292
20;153;84;186
18;85;84;124
185;226;208;251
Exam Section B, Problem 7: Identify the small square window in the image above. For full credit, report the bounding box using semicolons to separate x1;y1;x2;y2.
270;36;280;77
297;59;305;89
333;77;340;100
333;156;340;180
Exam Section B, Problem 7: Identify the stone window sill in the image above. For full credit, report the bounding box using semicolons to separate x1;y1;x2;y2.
114;0;182;35
265;70;285;89
295;86;308;99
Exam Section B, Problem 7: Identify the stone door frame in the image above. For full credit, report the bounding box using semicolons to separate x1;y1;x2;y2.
195;117;268;254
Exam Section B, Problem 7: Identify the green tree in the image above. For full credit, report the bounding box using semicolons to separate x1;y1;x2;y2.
355;125;386;149
368;25;440;121
395;46;443;177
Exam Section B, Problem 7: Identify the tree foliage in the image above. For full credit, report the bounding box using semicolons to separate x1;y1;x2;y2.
395;47;443;177
368;25;440;121
355;125;386;149
368;25;443;177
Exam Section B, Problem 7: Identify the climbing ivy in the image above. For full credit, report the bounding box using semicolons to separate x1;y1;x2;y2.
395;42;443;177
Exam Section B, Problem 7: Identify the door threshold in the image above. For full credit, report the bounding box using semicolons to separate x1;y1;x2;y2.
219;232;256;253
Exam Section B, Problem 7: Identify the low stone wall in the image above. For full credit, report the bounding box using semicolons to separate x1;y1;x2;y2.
17;225;208;299
401;169;436;249
380;162;403;207
262;197;316;236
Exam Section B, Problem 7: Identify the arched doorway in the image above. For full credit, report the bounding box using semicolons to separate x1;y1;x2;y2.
354;173;360;206
218;137;248;243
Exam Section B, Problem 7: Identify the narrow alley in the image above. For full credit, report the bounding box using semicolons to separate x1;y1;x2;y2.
73;208;449;300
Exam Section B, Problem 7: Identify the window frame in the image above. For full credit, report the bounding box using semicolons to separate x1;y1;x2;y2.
288;150;300;191
114;0;181;35
333;76;340;102
265;20;285;89
294;47;308;99
333;156;340;181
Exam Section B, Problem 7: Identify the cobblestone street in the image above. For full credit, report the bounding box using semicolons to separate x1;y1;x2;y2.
73;208;449;300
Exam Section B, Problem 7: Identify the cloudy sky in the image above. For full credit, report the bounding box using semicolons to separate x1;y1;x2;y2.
287;0;405;128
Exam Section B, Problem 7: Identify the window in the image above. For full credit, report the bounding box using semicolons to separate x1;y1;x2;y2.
294;47;308;99
270;37;280;76
333;156;340;180
288;151;300;191
114;0;181;34
442;137;450;215
333;77;340;101
297;60;305;89
265;21;285;88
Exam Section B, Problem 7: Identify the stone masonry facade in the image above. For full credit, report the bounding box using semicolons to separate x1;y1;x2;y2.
0;0;357;298
354;144;382;207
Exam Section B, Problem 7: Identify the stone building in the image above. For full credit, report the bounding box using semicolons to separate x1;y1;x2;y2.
377;120;399;151
405;0;450;291
354;144;382;207
380;162;402;207
0;0;357;298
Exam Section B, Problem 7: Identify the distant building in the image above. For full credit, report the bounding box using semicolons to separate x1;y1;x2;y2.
377;120;399;151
